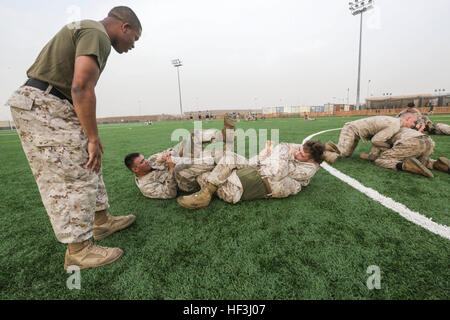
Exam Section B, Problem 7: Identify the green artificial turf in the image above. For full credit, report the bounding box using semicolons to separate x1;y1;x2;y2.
0;115;448;300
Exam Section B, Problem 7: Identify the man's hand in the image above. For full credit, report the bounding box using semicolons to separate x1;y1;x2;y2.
360;153;370;161
417;124;426;132
262;140;274;156
85;138;104;173
165;155;175;173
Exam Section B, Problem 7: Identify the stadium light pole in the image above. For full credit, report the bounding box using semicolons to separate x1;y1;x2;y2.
349;0;374;110
172;59;183;116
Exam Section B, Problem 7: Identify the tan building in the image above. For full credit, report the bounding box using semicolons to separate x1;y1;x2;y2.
366;94;450;110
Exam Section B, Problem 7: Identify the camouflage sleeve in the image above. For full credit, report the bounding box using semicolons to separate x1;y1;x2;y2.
249;149;271;167
417;115;432;128
148;153;169;171
269;176;302;198
249;143;287;167
258;155;290;181
288;161;319;185
139;172;177;199
367;145;382;161
371;123;400;149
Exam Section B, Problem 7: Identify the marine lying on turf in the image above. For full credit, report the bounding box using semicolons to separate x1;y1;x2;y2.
125;115;236;199
177;140;325;210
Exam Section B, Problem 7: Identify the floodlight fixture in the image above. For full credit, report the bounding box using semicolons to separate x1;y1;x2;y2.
172;59;183;67
348;0;375;110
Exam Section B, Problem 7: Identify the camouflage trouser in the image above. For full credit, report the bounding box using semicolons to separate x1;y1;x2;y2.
7;86;109;244
175;162;216;192
337;124;360;157
434;123;450;135
374;136;435;170
174;129;224;192
197;152;248;204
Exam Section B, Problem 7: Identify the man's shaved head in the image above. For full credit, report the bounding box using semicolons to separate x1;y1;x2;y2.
108;6;142;31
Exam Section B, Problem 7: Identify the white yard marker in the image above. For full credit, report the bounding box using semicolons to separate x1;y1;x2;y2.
305;128;450;241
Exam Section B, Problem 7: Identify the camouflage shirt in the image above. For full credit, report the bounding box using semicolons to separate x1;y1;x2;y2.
249;143;320;198
389;127;426;145
347;116;402;149
135;149;179;199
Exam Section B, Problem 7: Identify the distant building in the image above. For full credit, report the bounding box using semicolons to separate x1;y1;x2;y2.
366;93;450;109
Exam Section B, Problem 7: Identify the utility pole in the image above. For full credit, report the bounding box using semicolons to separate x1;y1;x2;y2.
349;0;374;110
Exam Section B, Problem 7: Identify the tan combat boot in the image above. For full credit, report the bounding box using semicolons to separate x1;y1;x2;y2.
325;141;340;155
64;240;123;270
322;151;339;165
433;157;450;173
402;158;434;178
177;183;218;210
93;210;136;241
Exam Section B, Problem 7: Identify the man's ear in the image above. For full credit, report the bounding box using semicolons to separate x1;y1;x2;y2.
131;167;138;174
121;22;132;33
307;158;315;163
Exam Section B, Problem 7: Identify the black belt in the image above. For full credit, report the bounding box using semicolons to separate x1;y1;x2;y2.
24;78;73;105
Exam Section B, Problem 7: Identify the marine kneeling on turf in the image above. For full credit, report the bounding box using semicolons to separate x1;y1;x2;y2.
177;140;325;210
359;127;450;178
322;113;418;165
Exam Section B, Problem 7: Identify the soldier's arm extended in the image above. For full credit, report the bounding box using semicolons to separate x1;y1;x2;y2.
71;55;102;173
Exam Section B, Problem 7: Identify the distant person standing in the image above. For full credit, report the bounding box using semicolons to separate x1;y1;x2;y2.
4;6;142;270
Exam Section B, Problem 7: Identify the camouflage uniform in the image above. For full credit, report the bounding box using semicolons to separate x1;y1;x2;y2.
337;116;402;157
136;129;223;198
5;86;108;244
374;128;436;170
397;108;450;135
432;123;450;135
197;143;320;204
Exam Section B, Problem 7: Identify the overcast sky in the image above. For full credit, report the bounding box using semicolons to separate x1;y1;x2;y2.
1;0;449;120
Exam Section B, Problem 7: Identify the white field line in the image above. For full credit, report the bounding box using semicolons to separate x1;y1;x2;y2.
305;128;450;241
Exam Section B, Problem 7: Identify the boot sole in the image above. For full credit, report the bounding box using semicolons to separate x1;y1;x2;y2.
177;197;207;210
64;250;124;271
93;216;136;241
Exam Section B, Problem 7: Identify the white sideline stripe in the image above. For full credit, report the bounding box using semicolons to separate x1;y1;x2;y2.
304;128;450;241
